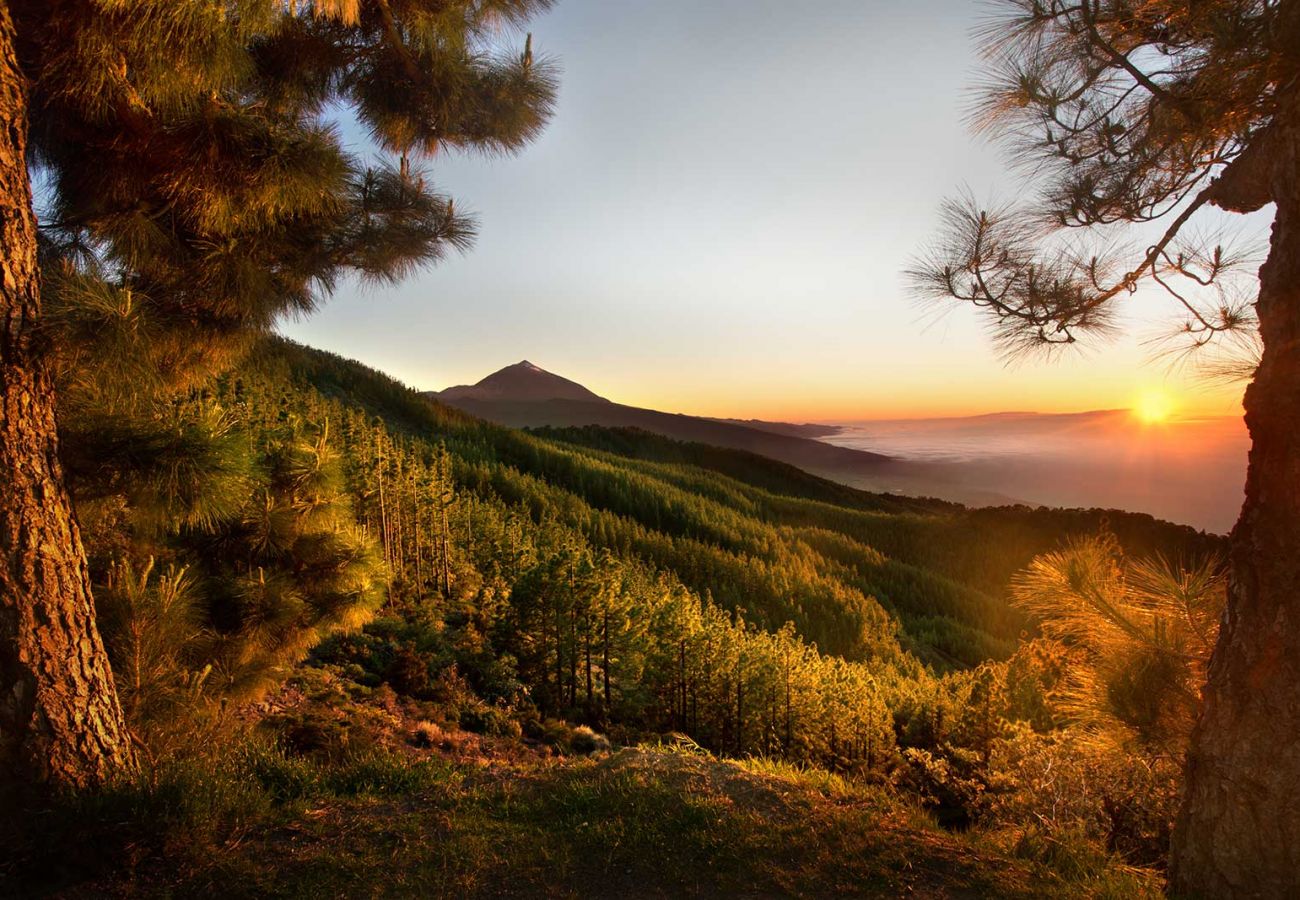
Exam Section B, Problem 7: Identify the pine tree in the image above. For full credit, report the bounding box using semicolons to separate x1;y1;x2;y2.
1;0;556;790
907;3;1299;890
0;4;133;791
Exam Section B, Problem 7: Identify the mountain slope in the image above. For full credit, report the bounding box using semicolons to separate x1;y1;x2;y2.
445;394;898;463
6;343;1210;898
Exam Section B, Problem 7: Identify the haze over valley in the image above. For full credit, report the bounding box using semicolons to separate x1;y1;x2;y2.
825;412;1248;533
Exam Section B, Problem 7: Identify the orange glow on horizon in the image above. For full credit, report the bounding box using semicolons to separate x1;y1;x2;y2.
420;354;1245;425
613;382;1238;425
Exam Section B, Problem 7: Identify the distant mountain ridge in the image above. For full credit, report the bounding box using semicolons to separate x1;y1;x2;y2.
423;361;1021;507
436;360;609;404
433;364;843;441
704;418;843;439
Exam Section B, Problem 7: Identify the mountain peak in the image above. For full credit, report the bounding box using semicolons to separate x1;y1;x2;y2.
436;360;608;404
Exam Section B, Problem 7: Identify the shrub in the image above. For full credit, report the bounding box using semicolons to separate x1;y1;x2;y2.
411;720;443;748
458;703;522;739
898;745;987;829
385;643;432;697
983;726;1180;868
568;725;611;755
267;710;378;764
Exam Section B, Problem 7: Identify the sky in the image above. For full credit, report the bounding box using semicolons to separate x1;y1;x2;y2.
280;0;1267;423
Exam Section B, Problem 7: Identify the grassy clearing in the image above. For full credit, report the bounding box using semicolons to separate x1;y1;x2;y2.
4;741;1158;899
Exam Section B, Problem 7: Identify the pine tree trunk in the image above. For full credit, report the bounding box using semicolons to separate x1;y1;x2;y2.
0;5;134;791
1170;100;1300;898
678;640;686;730
554;600;564;710
583;611;592;709
440;506;450;594
867;720;875;772
538;594;549;713
413;516;422;588
602;606;610;712
784;659;792;753
735;666;744;754
568;605;577;708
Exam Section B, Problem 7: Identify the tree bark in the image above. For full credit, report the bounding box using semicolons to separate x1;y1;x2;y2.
0;3;134;791
1170;94;1300;898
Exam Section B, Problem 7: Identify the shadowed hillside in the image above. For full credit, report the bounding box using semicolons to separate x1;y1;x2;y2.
10;662;1161;898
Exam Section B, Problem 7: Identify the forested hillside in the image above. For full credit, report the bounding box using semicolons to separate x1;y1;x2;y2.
4;336;1226;895
225;338;1214;749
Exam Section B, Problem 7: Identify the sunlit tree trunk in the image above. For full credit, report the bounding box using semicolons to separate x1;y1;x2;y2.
678;639;686;730
568;600;577;708
0;4;133;791
1172;95;1300;898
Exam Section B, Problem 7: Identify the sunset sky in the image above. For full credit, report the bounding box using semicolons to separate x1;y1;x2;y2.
280;0;1268;422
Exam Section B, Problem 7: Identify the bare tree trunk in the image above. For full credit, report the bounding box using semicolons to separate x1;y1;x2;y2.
0;5;134;791
1171;100;1300;898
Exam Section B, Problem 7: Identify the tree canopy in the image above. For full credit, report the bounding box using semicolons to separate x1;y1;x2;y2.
908;2;1300;893
27;0;557;390
908;0;1291;366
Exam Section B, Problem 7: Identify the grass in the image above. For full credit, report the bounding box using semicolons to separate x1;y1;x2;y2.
3;740;1160;899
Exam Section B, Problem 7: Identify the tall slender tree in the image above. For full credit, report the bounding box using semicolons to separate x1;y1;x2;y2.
908;2;1298;894
0;0;556;791
0;3;134;790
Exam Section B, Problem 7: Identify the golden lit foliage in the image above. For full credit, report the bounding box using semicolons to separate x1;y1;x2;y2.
1011;534;1223;754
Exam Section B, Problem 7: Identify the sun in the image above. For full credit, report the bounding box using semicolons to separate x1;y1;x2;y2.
1133;389;1175;424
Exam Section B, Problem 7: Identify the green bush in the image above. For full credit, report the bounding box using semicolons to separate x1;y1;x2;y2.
265;710;380;764
459;703;523;738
